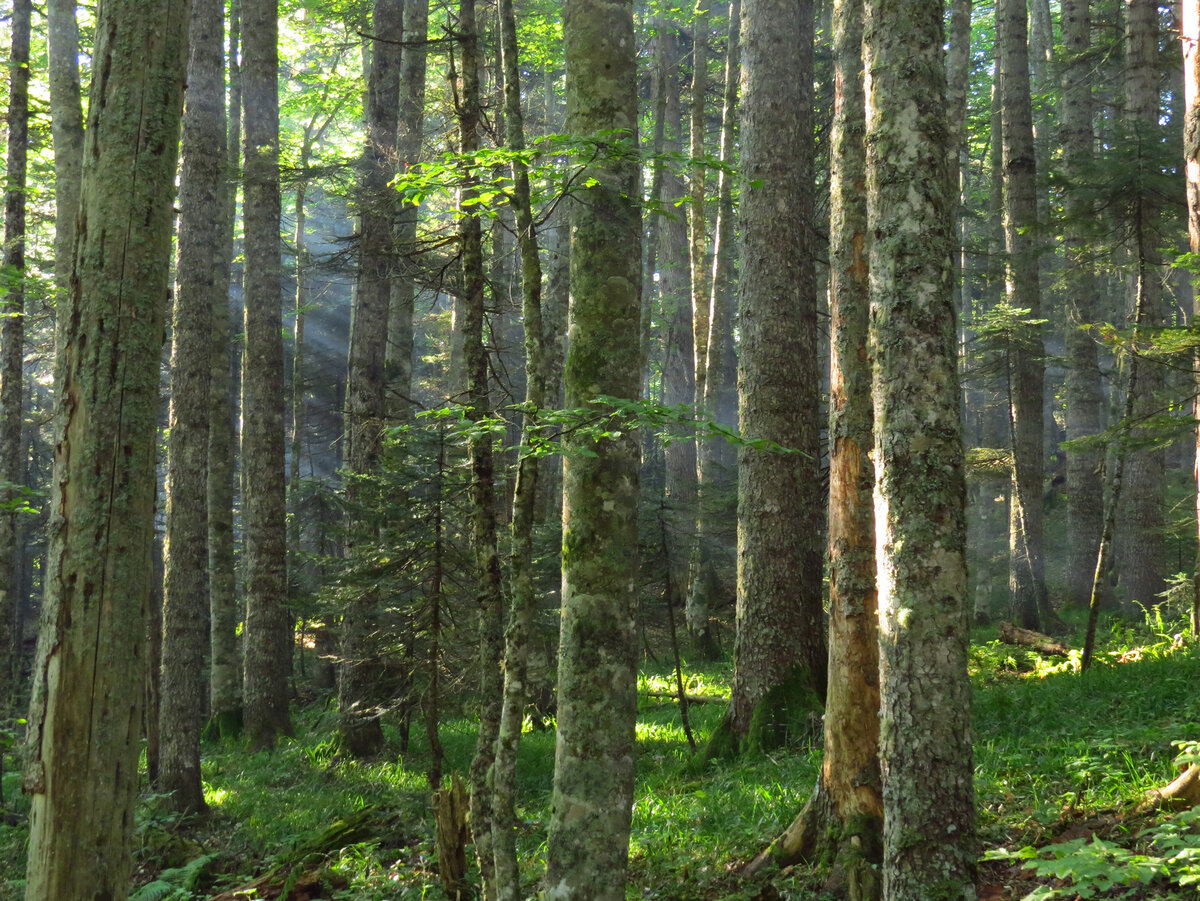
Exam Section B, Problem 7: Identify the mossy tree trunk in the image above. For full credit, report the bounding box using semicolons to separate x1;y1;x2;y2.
162;0;226;815
727;0;826;750
1062;0;1104;610
21;1;189;895
340;0;403;759
46;0;83;295
543;1;641;897
863;0;977;893
0;0;30;714
747;0;881;892
998;0;1049;631
242;0;292;749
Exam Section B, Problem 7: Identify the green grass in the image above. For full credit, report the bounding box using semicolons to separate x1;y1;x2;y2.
5;618;1200;900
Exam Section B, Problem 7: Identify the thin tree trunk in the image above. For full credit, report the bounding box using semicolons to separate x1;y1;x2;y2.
1185;0;1200;635
22;2;189;894
46;0;84;296
863;0;976;892
0;0;31;715
544;1;641;896
161;0;226;815
241;0;292;749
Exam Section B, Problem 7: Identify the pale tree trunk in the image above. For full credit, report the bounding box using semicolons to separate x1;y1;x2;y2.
491;1;546;895
0;0;30;714
658;22;699;672
543;1;641;897
1062;0;1104;610
863;0;976;892
746;0;881;892
1187;0;1200;635
46;0;84;295
21;1;188;895
242;0;292;749
455;3;505;896
162;0;226;815
387;0;430;418
1116;0;1166;612
998;0;1050;630
209;0;241;739
726;0;825;751
690;1;710;414
693;0;740;652
340;0;402;759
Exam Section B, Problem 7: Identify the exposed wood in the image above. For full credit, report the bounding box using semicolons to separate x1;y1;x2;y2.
434;775;471;898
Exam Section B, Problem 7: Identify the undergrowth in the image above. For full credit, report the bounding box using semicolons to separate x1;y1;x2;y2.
1;612;1200;899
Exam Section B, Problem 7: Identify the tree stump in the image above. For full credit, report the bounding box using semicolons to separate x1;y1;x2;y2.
435;773;471;898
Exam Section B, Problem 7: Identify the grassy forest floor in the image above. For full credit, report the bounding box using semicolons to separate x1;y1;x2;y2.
4;614;1200;899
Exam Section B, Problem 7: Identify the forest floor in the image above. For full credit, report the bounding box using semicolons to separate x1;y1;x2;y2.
3;613;1200;899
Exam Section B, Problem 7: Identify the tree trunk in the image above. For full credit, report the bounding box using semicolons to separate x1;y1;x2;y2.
727;0;825;750
21;2;188;895
747;0;881;891
998;0;1049;630
863;0;977;893
543;2;641;897
46;0;84;296
161;0;226;815
1184;0;1200;635
208;0;242;741
340;0;403;759
241;0;292;749
0;0;31;715
1062;0;1104;610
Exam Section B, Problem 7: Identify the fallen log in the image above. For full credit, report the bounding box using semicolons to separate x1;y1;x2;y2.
997;622;1072;657
643;690;727;705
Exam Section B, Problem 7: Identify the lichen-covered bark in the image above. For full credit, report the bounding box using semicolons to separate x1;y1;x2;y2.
750;0;880;889
1116;0;1166;611
863;0;976;894
21;2;189;895
544;2;641;898
1185;0;1200;633
0;0;31;714
1062;0;1104;609
340;0;403;759
693;0;740;652
729;0;825;740
242;0;292;749
161;0;225;814
491;3;546;896
386;0;430;419
997;0;1049;631
209;0;241;739
46;0;83;295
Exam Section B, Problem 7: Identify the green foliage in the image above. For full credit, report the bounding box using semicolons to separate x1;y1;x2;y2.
128;855;217;901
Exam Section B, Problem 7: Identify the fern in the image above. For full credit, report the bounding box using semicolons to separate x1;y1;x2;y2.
128;854;216;901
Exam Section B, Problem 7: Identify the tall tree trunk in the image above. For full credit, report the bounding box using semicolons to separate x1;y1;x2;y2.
491;2;546;896
1062;0;1104;609
161;0;226;814
1116;0;1166;611
241;0;292;749
46;0;84;295
387;0;431;418
209;0;241;739
693;0;741;653
1186;0;1200;635
455;2;505;896
21;2;188;895
746;0;881;892
863;0;976;893
691;2;711;408
340;0;403;759
998;0;1050;630
544;1;641;897
727;0;825;749
0;0;31;714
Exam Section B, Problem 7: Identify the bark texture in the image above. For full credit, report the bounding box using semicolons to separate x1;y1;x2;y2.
729;0;825;744
242;0;292;748
46;0;84;294
863;0;976;893
161;0;225;814
22;2;189;896
1185;0;1200;633
544;2;641;897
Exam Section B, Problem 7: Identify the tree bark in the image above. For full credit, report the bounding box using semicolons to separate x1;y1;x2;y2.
1184;0;1200;635
161;0;226;814
727;0;825;748
241;0;292;749
544;1;641;897
46;0;84;296
22;1;189;895
863;0;977;892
